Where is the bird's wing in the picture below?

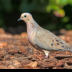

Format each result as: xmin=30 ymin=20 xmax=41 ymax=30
xmin=34 ymin=27 xmax=72 ymax=51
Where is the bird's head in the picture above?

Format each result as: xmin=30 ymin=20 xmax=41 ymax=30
xmin=17 ymin=13 xmax=33 ymax=23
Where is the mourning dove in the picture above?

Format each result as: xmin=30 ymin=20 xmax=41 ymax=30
xmin=18 ymin=13 xmax=72 ymax=58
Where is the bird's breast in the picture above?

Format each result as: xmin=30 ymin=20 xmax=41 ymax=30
xmin=26 ymin=22 xmax=38 ymax=46
xmin=27 ymin=27 xmax=36 ymax=46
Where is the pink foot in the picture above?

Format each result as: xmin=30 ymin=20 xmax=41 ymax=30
xmin=45 ymin=55 xmax=49 ymax=58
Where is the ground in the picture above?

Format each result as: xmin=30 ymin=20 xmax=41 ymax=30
xmin=0 ymin=28 xmax=72 ymax=69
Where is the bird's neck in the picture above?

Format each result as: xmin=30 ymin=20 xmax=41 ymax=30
xmin=26 ymin=19 xmax=38 ymax=33
xmin=26 ymin=19 xmax=39 ymax=39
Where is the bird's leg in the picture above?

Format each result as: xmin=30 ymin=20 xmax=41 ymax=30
xmin=42 ymin=50 xmax=50 ymax=58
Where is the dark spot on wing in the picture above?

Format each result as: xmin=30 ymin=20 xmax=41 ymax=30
xmin=57 ymin=43 xmax=59 ymax=45
xmin=60 ymin=42 xmax=63 ymax=44
xmin=62 ymin=46 xmax=64 ymax=48
xmin=51 ymin=44 xmax=53 ymax=46
xmin=56 ymin=40 xmax=59 ymax=42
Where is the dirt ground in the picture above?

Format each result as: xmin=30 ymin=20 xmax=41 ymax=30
xmin=0 ymin=28 xmax=72 ymax=69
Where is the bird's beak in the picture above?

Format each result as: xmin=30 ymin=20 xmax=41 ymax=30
xmin=17 ymin=18 xmax=22 ymax=21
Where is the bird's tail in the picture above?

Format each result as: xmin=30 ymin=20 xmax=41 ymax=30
xmin=64 ymin=46 xmax=72 ymax=51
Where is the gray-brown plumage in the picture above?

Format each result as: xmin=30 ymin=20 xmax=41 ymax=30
xmin=18 ymin=13 xmax=72 ymax=58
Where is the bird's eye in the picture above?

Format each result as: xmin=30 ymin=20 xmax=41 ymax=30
xmin=24 ymin=15 xmax=27 ymax=18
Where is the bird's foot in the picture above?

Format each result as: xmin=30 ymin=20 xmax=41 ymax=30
xmin=45 ymin=55 xmax=49 ymax=58
xmin=42 ymin=50 xmax=50 ymax=58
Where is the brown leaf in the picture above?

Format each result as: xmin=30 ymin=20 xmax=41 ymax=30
xmin=7 ymin=65 xmax=16 ymax=69
xmin=24 ymin=61 xmax=38 ymax=69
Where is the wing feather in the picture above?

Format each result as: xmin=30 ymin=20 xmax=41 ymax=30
xmin=34 ymin=27 xmax=71 ymax=51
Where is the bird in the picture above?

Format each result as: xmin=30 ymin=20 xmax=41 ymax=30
xmin=18 ymin=13 xmax=72 ymax=58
